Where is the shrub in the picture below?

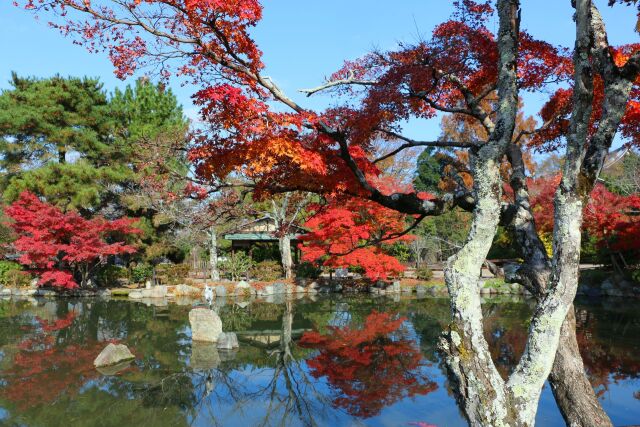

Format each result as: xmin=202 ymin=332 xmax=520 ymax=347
xmin=251 ymin=260 xmax=283 ymax=281
xmin=416 ymin=266 xmax=433 ymax=281
xmin=631 ymin=268 xmax=640 ymax=284
xmin=131 ymin=263 xmax=154 ymax=283
xmin=97 ymin=264 xmax=128 ymax=287
xmin=0 ymin=261 xmax=31 ymax=287
xmin=220 ymin=252 xmax=254 ymax=281
xmin=295 ymin=261 xmax=322 ymax=279
xmin=156 ymin=263 xmax=191 ymax=285
xmin=0 ymin=261 xmax=22 ymax=285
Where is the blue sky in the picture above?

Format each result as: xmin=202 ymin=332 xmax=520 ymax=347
xmin=0 ymin=0 xmax=637 ymax=144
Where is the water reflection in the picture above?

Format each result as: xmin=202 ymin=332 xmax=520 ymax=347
xmin=0 ymin=296 xmax=637 ymax=426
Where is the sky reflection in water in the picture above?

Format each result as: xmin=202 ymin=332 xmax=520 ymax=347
xmin=0 ymin=295 xmax=637 ymax=427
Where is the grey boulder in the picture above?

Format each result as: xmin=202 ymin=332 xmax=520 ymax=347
xmin=94 ymin=343 xmax=135 ymax=368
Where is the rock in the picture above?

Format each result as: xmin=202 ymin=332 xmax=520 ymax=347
xmin=145 ymin=280 xmax=152 ymax=289
xmin=215 ymin=285 xmax=227 ymax=297
xmin=391 ymin=281 xmax=401 ymax=293
xmin=259 ymin=285 xmax=274 ymax=296
xmin=216 ymin=332 xmax=239 ymax=350
xmin=235 ymin=301 xmax=250 ymax=309
xmin=415 ymin=285 xmax=427 ymax=295
xmin=308 ymin=282 xmax=319 ymax=290
xmin=235 ymin=280 xmax=255 ymax=297
xmin=190 ymin=342 xmax=220 ymax=370
xmin=96 ymin=360 xmax=133 ymax=376
xmin=35 ymin=289 xmax=57 ymax=297
xmin=480 ymin=287 xmax=493 ymax=295
xmin=189 ymin=308 xmax=222 ymax=342
xmin=173 ymin=284 xmax=201 ymax=296
xmin=128 ymin=291 xmax=143 ymax=299
xmin=295 ymin=285 xmax=306 ymax=294
xmin=273 ymin=282 xmax=287 ymax=294
xmin=94 ymin=343 xmax=135 ymax=368
xmin=150 ymin=285 xmax=167 ymax=298
xmin=0 ymin=288 xmax=12 ymax=296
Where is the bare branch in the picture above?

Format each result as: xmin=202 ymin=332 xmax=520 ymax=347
xmin=374 ymin=129 xmax=478 ymax=163
xmin=299 ymin=70 xmax=376 ymax=97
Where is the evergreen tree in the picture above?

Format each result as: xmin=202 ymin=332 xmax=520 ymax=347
xmin=0 ymin=72 xmax=109 ymax=173
xmin=413 ymin=147 xmax=442 ymax=194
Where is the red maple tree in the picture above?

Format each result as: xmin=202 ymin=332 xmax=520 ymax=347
xmin=299 ymin=311 xmax=437 ymax=418
xmin=530 ymin=176 xmax=640 ymax=255
xmin=300 ymin=196 xmax=418 ymax=281
xmin=5 ymin=192 xmax=140 ymax=289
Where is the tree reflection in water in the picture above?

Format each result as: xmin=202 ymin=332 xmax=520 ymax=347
xmin=299 ymin=310 xmax=437 ymax=417
xmin=0 ymin=297 xmax=637 ymax=426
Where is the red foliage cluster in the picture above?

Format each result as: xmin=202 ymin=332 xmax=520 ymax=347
xmin=530 ymin=176 xmax=640 ymax=253
xmin=15 ymin=0 xmax=575 ymax=204
xmin=0 ymin=311 xmax=123 ymax=410
xmin=5 ymin=192 xmax=140 ymax=288
xmin=299 ymin=311 xmax=437 ymax=418
xmin=299 ymin=197 xmax=414 ymax=281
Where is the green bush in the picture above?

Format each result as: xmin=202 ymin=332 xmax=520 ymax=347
xmin=156 ymin=263 xmax=191 ymax=285
xmin=97 ymin=264 xmax=128 ymax=287
xmin=387 ymin=242 xmax=411 ymax=264
xmin=131 ymin=263 xmax=154 ymax=283
xmin=416 ymin=266 xmax=433 ymax=281
xmin=631 ymin=268 xmax=640 ymax=283
xmin=0 ymin=261 xmax=31 ymax=287
xmin=220 ymin=252 xmax=254 ymax=281
xmin=0 ymin=261 xmax=22 ymax=285
xmin=295 ymin=261 xmax=322 ymax=279
xmin=250 ymin=260 xmax=283 ymax=281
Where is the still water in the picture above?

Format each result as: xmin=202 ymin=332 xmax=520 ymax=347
xmin=0 ymin=295 xmax=637 ymax=427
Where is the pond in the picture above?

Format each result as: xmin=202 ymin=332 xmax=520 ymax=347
xmin=0 ymin=295 xmax=638 ymax=427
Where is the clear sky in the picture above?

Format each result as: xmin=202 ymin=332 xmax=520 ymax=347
xmin=0 ymin=0 xmax=637 ymax=144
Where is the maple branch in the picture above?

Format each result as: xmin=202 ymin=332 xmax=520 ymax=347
xmin=513 ymin=119 xmax=554 ymax=145
xmin=327 ymin=214 xmax=427 ymax=257
xmin=374 ymin=129 xmax=478 ymax=163
xmin=299 ymin=70 xmax=376 ymax=97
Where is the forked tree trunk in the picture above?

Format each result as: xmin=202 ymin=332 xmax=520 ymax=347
xmin=506 ymin=144 xmax=613 ymax=427
xmin=279 ymin=235 xmax=293 ymax=279
xmin=441 ymin=149 xmax=517 ymax=425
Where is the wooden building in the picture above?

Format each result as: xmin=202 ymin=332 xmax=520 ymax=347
xmin=224 ymin=217 xmax=305 ymax=262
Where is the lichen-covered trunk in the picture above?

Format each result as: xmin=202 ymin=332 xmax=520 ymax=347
xmin=441 ymin=152 xmax=516 ymax=426
xmin=506 ymin=145 xmax=612 ymax=427
xmin=279 ymin=235 xmax=293 ymax=279
xmin=209 ymin=228 xmax=220 ymax=281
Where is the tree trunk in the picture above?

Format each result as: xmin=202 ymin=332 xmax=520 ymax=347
xmin=549 ymin=305 xmax=612 ymax=427
xmin=506 ymin=138 xmax=613 ymax=426
xmin=279 ymin=235 xmax=293 ymax=279
xmin=441 ymin=148 xmax=517 ymax=426
xmin=209 ymin=228 xmax=220 ymax=281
